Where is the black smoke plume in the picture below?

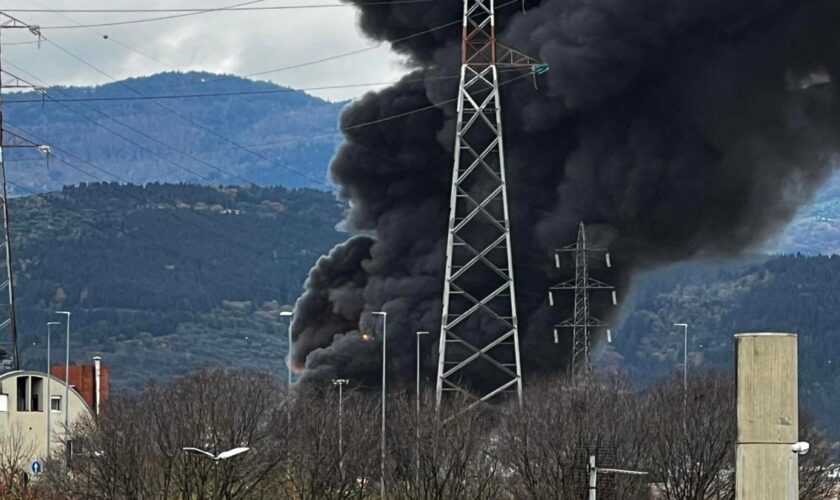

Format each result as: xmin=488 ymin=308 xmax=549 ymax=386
xmin=290 ymin=0 xmax=840 ymax=387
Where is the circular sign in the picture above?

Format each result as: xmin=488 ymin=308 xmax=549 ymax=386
xmin=30 ymin=459 xmax=42 ymax=477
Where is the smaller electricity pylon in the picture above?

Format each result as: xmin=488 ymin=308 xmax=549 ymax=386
xmin=0 ymin=12 xmax=48 ymax=371
xmin=548 ymin=222 xmax=617 ymax=379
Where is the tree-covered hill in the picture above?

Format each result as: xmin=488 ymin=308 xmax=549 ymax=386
xmin=11 ymin=182 xmax=345 ymax=389
xmin=608 ymin=255 xmax=840 ymax=438
xmin=6 ymin=182 xmax=840 ymax=438
xmin=4 ymin=72 xmax=344 ymax=193
xmin=4 ymin=70 xmax=840 ymax=255
xmin=770 ymin=172 xmax=840 ymax=255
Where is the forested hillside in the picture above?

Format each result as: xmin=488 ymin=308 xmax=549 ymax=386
xmin=4 ymin=72 xmax=343 ymax=192
xmin=4 ymin=70 xmax=840 ymax=254
xmin=6 ymin=182 xmax=840 ymax=437
xmin=609 ymin=255 xmax=840 ymax=437
xmin=772 ymin=173 xmax=840 ymax=255
xmin=11 ymin=183 xmax=345 ymax=388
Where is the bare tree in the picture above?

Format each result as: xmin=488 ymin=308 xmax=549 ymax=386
xmin=0 ymin=422 xmax=38 ymax=498
xmin=42 ymin=368 xmax=294 ymax=500
xmin=283 ymin=387 xmax=378 ymax=500
xmin=385 ymin=389 xmax=503 ymax=500
xmin=642 ymin=372 xmax=735 ymax=500
xmin=798 ymin=411 xmax=838 ymax=500
xmin=144 ymin=369 xmax=290 ymax=499
xmin=35 ymin=366 xmax=837 ymax=500
xmin=498 ymin=376 xmax=649 ymax=499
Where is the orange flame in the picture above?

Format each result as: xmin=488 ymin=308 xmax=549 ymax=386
xmin=291 ymin=360 xmax=305 ymax=373
xmin=360 ymin=333 xmax=373 ymax=342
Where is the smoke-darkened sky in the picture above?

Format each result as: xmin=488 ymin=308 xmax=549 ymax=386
xmin=291 ymin=0 xmax=840 ymax=387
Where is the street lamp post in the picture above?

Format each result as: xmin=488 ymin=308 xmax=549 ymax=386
xmin=674 ymin=323 xmax=689 ymax=398
xmin=332 ymin=378 xmax=349 ymax=478
xmin=415 ymin=330 xmax=429 ymax=486
xmin=789 ymin=441 xmax=809 ymax=500
xmin=45 ymin=321 xmax=59 ymax=458
xmin=371 ymin=311 xmax=387 ymax=500
xmin=56 ymin=311 xmax=71 ymax=447
xmin=280 ymin=311 xmax=294 ymax=389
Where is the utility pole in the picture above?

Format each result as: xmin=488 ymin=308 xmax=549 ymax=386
xmin=415 ymin=330 xmax=429 ymax=485
xmin=549 ymin=223 xmax=616 ymax=379
xmin=673 ymin=322 xmax=689 ymax=406
xmin=0 ymin=12 xmax=46 ymax=371
xmin=331 ymin=378 xmax=348 ymax=479
xmin=372 ymin=311 xmax=387 ymax=500
xmin=437 ymin=0 xmax=547 ymax=410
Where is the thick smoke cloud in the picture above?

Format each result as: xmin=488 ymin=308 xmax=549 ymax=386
xmin=290 ymin=0 xmax=840 ymax=386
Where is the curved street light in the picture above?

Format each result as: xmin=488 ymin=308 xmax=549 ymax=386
xmin=182 ymin=446 xmax=250 ymax=461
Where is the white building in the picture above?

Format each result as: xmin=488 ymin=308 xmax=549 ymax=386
xmin=0 ymin=369 xmax=94 ymax=460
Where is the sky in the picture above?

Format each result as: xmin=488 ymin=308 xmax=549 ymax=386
xmin=1 ymin=0 xmax=409 ymax=101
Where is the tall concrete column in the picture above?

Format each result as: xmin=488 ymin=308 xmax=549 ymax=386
xmin=735 ymin=333 xmax=798 ymax=500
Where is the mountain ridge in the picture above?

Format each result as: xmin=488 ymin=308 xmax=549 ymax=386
xmin=4 ymin=71 xmax=344 ymax=193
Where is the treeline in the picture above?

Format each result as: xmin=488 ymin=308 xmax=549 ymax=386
xmin=16 ymin=368 xmax=834 ymax=499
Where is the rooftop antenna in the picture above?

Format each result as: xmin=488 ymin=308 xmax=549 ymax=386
xmin=0 ymin=12 xmax=48 ymax=371
xmin=437 ymin=0 xmax=547 ymax=410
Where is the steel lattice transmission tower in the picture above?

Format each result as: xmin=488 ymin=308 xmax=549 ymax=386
xmin=548 ymin=222 xmax=617 ymax=378
xmin=436 ymin=0 xmax=546 ymax=408
xmin=0 ymin=12 xmax=47 ymax=371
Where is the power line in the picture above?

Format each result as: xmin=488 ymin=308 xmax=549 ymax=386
xmin=3 ymin=1 xmax=517 ymax=101
xmin=3 ymin=5 xmax=532 ymax=187
xmin=2 ymin=0 xmax=518 ymax=103
xmin=34 ymin=36 xmax=342 ymax=189
xmin=29 ymin=0 xmax=267 ymax=30
xmin=5 ymin=61 xmax=530 ymax=170
xmin=31 ymin=1 xmax=447 ymax=29
xmin=4 ymin=71 xmax=535 ymax=265
xmin=2 ymin=60 xmax=331 ymax=189
xmin=9 ymin=3 xmax=491 ymax=96
xmin=2 ymin=75 xmax=460 ymax=103
xmin=6 ymin=1 xmax=442 ymax=14
xmin=5 ymin=123 xmax=285 ymax=259
xmin=2 ymin=65 xmax=258 ymax=185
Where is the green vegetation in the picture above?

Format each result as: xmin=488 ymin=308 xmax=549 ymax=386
xmin=6 ymin=180 xmax=840 ymax=439
xmin=12 ymin=182 xmax=345 ymax=389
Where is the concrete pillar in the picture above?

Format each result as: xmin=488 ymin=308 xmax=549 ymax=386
xmin=735 ymin=333 xmax=798 ymax=500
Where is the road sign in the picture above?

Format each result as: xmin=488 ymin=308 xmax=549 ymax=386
xmin=30 ymin=459 xmax=42 ymax=476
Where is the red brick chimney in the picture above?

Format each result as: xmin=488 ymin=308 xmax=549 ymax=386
xmin=51 ymin=357 xmax=110 ymax=415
